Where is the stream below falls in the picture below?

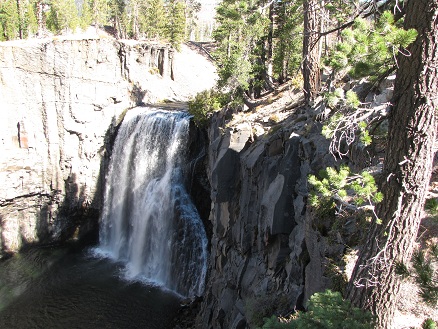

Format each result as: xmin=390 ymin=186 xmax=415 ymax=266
xmin=0 ymin=244 xmax=182 ymax=329
xmin=0 ymin=107 xmax=206 ymax=328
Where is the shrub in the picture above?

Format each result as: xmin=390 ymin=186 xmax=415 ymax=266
xmin=246 ymin=294 xmax=290 ymax=328
xmin=422 ymin=318 xmax=437 ymax=329
xmin=425 ymin=198 xmax=438 ymax=219
xmin=188 ymin=89 xmax=224 ymax=127
xmin=188 ymin=89 xmax=241 ymax=127
xmin=261 ymin=290 xmax=375 ymax=329
xmin=396 ymin=245 xmax=438 ymax=307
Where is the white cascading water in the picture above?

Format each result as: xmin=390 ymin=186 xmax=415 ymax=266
xmin=99 ymin=108 xmax=208 ymax=298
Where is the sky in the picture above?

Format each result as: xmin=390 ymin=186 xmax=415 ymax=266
xmin=198 ymin=0 xmax=219 ymax=21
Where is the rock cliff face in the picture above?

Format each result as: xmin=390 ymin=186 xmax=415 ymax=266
xmin=0 ymin=38 xmax=215 ymax=255
xmin=197 ymin=80 xmax=398 ymax=328
xmin=196 ymin=104 xmax=332 ymax=328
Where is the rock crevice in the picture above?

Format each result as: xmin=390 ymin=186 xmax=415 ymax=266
xmin=197 ymin=109 xmax=313 ymax=328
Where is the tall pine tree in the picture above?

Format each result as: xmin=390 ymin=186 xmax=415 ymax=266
xmin=346 ymin=0 xmax=438 ymax=327
xmin=144 ymin=0 xmax=166 ymax=39
xmin=165 ymin=0 xmax=186 ymax=50
xmin=213 ymin=0 xmax=269 ymax=97
xmin=273 ymin=0 xmax=302 ymax=83
xmin=0 ymin=0 xmax=20 ymax=40
xmin=302 ymin=0 xmax=321 ymax=104
xmin=46 ymin=0 xmax=80 ymax=33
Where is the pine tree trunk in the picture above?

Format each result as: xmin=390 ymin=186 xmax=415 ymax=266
xmin=302 ymin=0 xmax=321 ymax=104
xmin=227 ymin=32 xmax=231 ymax=58
xmin=36 ymin=1 xmax=43 ymax=36
xmin=16 ymin=0 xmax=23 ymax=39
xmin=133 ymin=2 xmax=139 ymax=40
xmin=265 ymin=1 xmax=274 ymax=85
xmin=346 ymin=1 xmax=438 ymax=328
xmin=93 ymin=0 xmax=98 ymax=27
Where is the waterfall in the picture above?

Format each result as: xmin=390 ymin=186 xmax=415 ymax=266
xmin=99 ymin=108 xmax=208 ymax=298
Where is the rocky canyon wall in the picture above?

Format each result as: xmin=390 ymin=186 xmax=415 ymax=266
xmin=196 ymin=106 xmax=334 ymax=328
xmin=0 ymin=38 xmax=183 ymax=255
xmin=197 ymin=80 xmax=397 ymax=328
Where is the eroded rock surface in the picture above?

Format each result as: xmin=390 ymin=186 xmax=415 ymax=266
xmin=0 ymin=38 xmax=215 ymax=255
xmin=197 ymin=106 xmax=320 ymax=328
xmin=195 ymin=78 xmax=403 ymax=328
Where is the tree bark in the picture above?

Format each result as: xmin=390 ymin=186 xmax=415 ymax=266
xmin=346 ymin=0 xmax=438 ymax=328
xmin=132 ymin=1 xmax=139 ymax=40
xmin=16 ymin=0 xmax=23 ymax=39
xmin=302 ymin=0 xmax=321 ymax=104
xmin=265 ymin=1 xmax=274 ymax=85
xmin=36 ymin=0 xmax=44 ymax=37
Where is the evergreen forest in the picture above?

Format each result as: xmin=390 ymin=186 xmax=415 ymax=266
xmin=189 ymin=0 xmax=438 ymax=328
xmin=0 ymin=0 xmax=209 ymax=48
xmin=1 ymin=0 xmax=437 ymax=328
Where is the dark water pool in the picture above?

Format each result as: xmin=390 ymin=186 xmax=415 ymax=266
xmin=0 ymin=245 xmax=181 ymax=329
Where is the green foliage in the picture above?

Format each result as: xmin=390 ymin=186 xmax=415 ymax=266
xmin=412 ymin=249 xmax=438 ymax=306
xmin=395 ymin=260 xmax=410 ymax=279
xmin=164 ymin=0 xmax=186 ymax=50
xmin=89 ymin=0 xmax=109 ymax=28
xmin=46 ymin=0 xmax=80 ymax=33
xmin=432 ymin=244 xmax=438 ymax=258
xmin=321 ymin=89 xmax=374 ymax=152
xmin=425 ymin=198 xmax=438 ymax=219
xmin=23 ymin=1 xmax=38 ymax=37
xmin=321 ymin=113 xmax=343 ymax=140
xmin=422 ymin=318 xmax=437 ymax=329
xmin=79 ymin=0 xmax=93 ymax=30
xmin=262 ymin=316 xmax=291 ymax=329
xmin=213 ymin=0 xmax=269 ymax=91
xmin=272 ymin=0 xmax=303 ymax=82
xmin=247 ymin=294 xmax=289 ymax=328
xmin=324 ymin=89 xmax=359 ymax=110
xmin=326 ymin=11 xmax=418 ymax=80
xmin=345 ymin=90 xmax=360 ymax=109
xmin=0 ymin=0 xmax=20 ymax=40
xmin=324 ymin=0 xmax=358 ymax=28
xmin=188 ymin=89 xmax=235 ymax=127
xmin=184 ymin=0 xmax=201 ymax=40
xmin=143 ymin=0 xmax=166 ymax=39
xmin=397 ymin=245 xmax=438 ymax=307
xmin=108 ymin=0 xmax=129 ymax=38
xmin=308 ymin=165 xmax=382 ymax=214
xmin=325 ymin=88 xmax=344 ymax=108
xmin=358 ymin=121 xmax=372 ymax=146
xmin=261 ymin=290 xmax=375 ymax=329
xmin=0 ymin=0 xmax=191 ymax=49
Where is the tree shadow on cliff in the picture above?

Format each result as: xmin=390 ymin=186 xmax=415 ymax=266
xmin=19 ymin=117 xmax=120 ymax=253
xmin=0 ymin=214 xmax=12 ymax=259
xmin=57 ymin=173 xmax=100 ymax=245
xmin=55 ymin=116 xmax=120 ymax=248
xmin=186 ymin=120 xmax=212 ymax=242
xmin=18 ymin=173 xmax=101 ymax=252
xmin=131 ymin=82 xmax=147 ymax=106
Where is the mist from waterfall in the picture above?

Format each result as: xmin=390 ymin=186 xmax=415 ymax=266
xmin=98 ymin=108 xmax=208 ymax=298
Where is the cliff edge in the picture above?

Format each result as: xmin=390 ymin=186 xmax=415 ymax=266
xmin=0 ymin=37 xmax=216 ymax=255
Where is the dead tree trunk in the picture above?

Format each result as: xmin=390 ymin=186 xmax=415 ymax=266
xmin=346 ymin=0 xmax=438 ymax=328
xmin=302 ymin=0 xmax=321 ymax=104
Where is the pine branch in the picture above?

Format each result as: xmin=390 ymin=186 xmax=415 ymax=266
xmin=313 ymin=0 xmax=403 ymax=48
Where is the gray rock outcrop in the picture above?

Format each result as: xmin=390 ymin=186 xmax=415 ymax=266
xmin=0 ymin=37 xmax=215 ymax=255
xmin=196 ymin=77 xmax=398 ymax=327
xmin=197 ymin=108 xmax=322 ymax=328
